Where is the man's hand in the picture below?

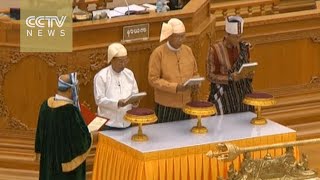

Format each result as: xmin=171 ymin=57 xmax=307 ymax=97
xmin=245 ymin=71 xmax=255 ymax=79
xmin=118 ymin=99 xmax=127 ymax=107
xmin=231 ymin=71 xmax=255 ymax=81
xmin=132 ymin=100 xmax=140 ymax=107
xmin=231 ymin=72 xmax=243 ymax=81
xmin=176 ymin=84 xmax=190 ymax=92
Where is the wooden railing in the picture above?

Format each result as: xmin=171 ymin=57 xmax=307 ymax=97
xmin=211 ymin=0 xmax=280 ymax=20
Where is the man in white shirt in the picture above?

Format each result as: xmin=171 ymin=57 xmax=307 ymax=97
xmin=93 ymin=42 xmax=139 ymax=129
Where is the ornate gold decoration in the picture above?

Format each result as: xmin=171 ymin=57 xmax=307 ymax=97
xmin=309 ymin=76 xmax=320 ymax=86
xmin=0 ymin=94 xmax=9 ymax=118
xmin=124 ymin=112 xmax=157 ymax=142
xmin=39 ymin=53 xmax=57 ymax=67
xmin=56 ymin=65 xmax=68 ymax=76
xmin=8 ymin=51 xmax=57 ymax=66
xmin=0 ymin=50 xmax=57 ymax=130
xmin=312 ymin=36 xmax=320 ymax=43
xmin=183 ymin=105 xmax=216 ymax=134
xmin=81 ymin=101 xmax=92 ymax=111
xmin=243 ymin=95 xmax=276 ymax=125
xmin=307 ymin=75 xmax=320 ymax=88
xmin=9 ymin=51 xmax=26 ymax=64
xmin=7 ymin=117 xmax=29 ymax=130
xmin=206 ymin=138 xmax=320 ymax=180
xmin=0 ymin=63 xmax=10 ymax=87
xmin=77 ymin=67 xmax=92 ymax=86
xmin=0 ymin=62 xmax=10 ymax=119
xmin=89 ymin=50 xmax=108 ymax=71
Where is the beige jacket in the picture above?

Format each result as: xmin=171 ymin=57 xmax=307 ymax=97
xmin=148 ymin=43 xmax=198 ymax=108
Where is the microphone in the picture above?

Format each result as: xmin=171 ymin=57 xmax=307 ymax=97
xmin=124 ymin=0 xmax=130 ymax=15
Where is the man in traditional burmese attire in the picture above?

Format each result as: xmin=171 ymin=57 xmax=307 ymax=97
xmin=207 ymin=16 xmax=254 ymax=115
xmin=94 ymin=42 xmax=139 ymax=129
xmin=35 ymin=73 xmax=93 ymax=180
xmin=148 ymin=18 xmax=198 ymax=123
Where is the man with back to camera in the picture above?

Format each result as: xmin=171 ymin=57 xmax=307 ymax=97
xmin=35 ymin=72 xmax=93 ymax=180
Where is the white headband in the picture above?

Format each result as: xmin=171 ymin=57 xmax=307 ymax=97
xmin=108 ymin=43 xmax=127 ymax=63
xmin=160 ymin=18 xmax=185 ymax=42
xmin=58 ymin=72 xmax=80 ymax=109
xmin=225 ymin=16 xmax=244 ymax=35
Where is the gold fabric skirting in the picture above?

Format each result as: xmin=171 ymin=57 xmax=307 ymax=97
xmin=92 ymin=132 xmax=297 ymax=180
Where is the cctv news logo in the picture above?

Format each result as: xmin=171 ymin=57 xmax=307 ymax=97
xmin=25 ymin=16 xmax=67 ymax=37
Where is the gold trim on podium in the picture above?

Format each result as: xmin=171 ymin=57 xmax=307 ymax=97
xmin=183 ymin=105 xmax=216 ymax=134
xmin=124 ymin=113 xmax=157 ymax=142
xmin=243 ymin=95 xmax=276 ymax=125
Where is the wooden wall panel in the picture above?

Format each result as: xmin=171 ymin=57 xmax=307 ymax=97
xmin=251 ymin=39 xmax=320 ymax=90
xmin=3 ymin=56 xmax=57 ymax=129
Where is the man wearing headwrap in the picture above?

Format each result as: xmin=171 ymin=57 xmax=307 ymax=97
xmin=207 ymin=16 xmax=254 ymax=115
xmin=148 ymin=18 xmax=198 ymax=123
xmin=35 ymin=73 xmax=93 ymax=180
xmin=94 ymin=42 xmax=139 ymax=129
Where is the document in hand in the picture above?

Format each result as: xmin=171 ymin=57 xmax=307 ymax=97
xmin=87 ymin=116 xmax=108 ymax=132
xmin=183 ymin=77 xmax=205 ymax=86
xmin=123 ymin=92 xmax=147 ymax=104
xmin=237 ymin=62 xmax=258 ymax=76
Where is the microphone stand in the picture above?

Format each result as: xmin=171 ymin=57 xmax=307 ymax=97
xmin=124 ymin=0 xmax=130 ymax=15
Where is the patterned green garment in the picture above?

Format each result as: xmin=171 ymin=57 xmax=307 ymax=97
xmin=35 ymin=97 xmax=92 ymax=180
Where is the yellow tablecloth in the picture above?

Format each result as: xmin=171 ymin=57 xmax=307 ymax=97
xmin=92 ymin=132 xmax=297 ymax=180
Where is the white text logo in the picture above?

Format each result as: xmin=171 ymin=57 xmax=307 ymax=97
xmin=25 ymin=16 xmax=67 ymax=37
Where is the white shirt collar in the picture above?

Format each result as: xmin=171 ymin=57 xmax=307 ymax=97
xmin=54 ymin=94 xmax=73 ymax=103
xmin=166 ymin=41 xmax=180 ymax=52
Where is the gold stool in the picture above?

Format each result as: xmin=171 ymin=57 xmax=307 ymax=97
xmin=183 ymin=101 xmax=216 ymax=134
xmin=124 ymin=108 xmax=157 ymax=142
xmin=243 ymin=92 xmax=276 ymax=125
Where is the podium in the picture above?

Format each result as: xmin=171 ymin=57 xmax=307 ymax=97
xmin=92 ymin=112 xmax=297 ymax=180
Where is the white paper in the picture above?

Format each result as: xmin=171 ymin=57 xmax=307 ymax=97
xmin=124 ymin=92 xmax=147 ymax=104
xmin=113 ymin=4 xmax=146 ymax=15
xmin=183 ymin=77 xmax=205 ymax=86
xmin=87 ymin=116 xmax=108 ymax=132
xmin=92 ymin=9 xmax=109 ymax=17
xmin=237 ymin=62 xmax=258 ymax=75
xmin=108 ymin=10 xmax=126 ymax=18
xmin=128 ymin=4 xmax=146 ymax=11
xmin=92 ymin=9 xmax=122 ymax=19
xmin=143 ymin=3 xmax=157 ymax=10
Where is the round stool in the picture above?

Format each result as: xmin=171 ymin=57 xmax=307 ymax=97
xmin=124 ymin=108 xmax=157 ymax=142
xmin=243 ymin=92 xmax=276 ymax=125
xmin=183 ymin=101 xmax=216 ymax=134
